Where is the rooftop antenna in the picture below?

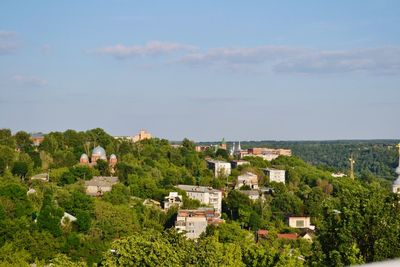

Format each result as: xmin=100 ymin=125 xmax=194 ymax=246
xmin=349 ymin=153 xmax=355 ymax=180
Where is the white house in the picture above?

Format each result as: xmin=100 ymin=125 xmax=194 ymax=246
xmin=176 ymin=185 xmax=222 ymax=214
xmin=164 ymin=192 xmax=183 ymax=210
xmin=236 ymin=172 xmax=258 ymax=189
xmin=287 ymin=216 xmax=315 ymax=230
xmin=207 ymin=160 xmax=231 ymax=177
xmin=263 ymin=168 xmax=286 ymax=184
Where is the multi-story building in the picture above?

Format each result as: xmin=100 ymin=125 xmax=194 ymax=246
xmin=164 ymin=192 xmax=183 ymax=210
xmin=176 ymin=185 xmax=222 ymax=214
xmin=175 ymin=209 xmax=224 ymax=239
xmin=207 ymin=160 xmax=231 ymax=177
xmin=131 ymin=129 xmax=152 ymax=142
xmin=236 ymin=172 xmax=259 ymax=189
xmin=263 ymin=168 xmax=286 ymax=184
xmin=247 ymin=148 xmax=292 ymax=161
xmin=114 ymin=129 xmax=152 ymax=143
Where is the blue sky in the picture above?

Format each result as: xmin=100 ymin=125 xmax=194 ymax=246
xmin=1 ymin=0 xmax=400 ymax=141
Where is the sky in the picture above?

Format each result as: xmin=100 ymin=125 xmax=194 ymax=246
xmin=0 ymin=0 xmax=400 ymax=141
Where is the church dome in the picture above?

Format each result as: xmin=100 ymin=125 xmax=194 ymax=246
xmin=110 ymin=154 xmax=117 ymax=159
xmin=92 ymin=146 xmax=107 ymax=160
xmin=80 ymin=153 xmax=88 ymax=160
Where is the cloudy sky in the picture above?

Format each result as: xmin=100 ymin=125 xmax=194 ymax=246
xmin=1 ymin=1 xmax=400 ymax=141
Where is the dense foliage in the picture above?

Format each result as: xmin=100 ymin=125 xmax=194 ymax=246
xmin=0 ymin=128 xmax=399 ymax=266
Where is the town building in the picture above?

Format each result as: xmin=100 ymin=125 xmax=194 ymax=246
xmin=287 ymin=216 xmax=315 ymax=230
xmin=176 ymin=185 xmax=222 ymax=214
xmin=247 ymin=148 xmax=292 ymax=161
xmin=131 ymin=129 xmax=152 ymax=142
xmin=80 ymin=146 xmax=118 ymax=174
xmin=84 ymin=176 xmax=119 ymax=196
xmin=114 ymin=130 xmax=152 ymax=143
xmin=230 ymin=160 xmax=250 ymax=168
xmin=195 ymin=145 xmax=211 ymax=152
xmin=256 ymin=230 xmax=298 ymax=241
xmin=263 ymin=168 xmax=286 ymax=184
xmin=30 ymin=132 xmax=45 ymax=146
xmin=164 ymin=192 xmax=183 ymax=210
xmin=207 ymin=160 xmax=231 ymax=177
xmin=236 ymin=172 xmax=259 ymax=189
xmin=175 ymin=209 xmax=224 ymax=239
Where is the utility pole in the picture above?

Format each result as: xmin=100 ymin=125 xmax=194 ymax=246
xmin=349 ymin=154 xmax=355 ymax=180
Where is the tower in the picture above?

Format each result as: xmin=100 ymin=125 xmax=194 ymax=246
xmin=230 ymin=142 xmax=235 ymax=156
xmin=392 ymin=143 xmax=400 ymax=193
xmin=349 ymin=154 xmax=355 ymax=180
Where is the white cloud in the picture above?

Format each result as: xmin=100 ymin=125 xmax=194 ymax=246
xmin=94 ymin=41 xmax=197 ymax=59
xmin=93 ymin=40 xmax=400 ymax=75
xmin=12 ymin=75 xmax=48 ymax=87
xmin=0 ymin=30 xmax=18 ymax=55
xmin=178 ymin=45 xmax=400 ymax=75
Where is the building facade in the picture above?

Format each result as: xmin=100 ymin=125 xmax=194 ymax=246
xmin=207 ymin=160 xmax=231 ymax=177
xmin=176 ymin=185 xmax=222 ymax=214
xmin=164 ymin=192 xmax=183 ymax=210
xmin=236 ymin=172 xmax=259 ymax=189
xmin=175 ymin=209 xmax=223 ymax=239
xmin=263 ymin=168 xmax=286 ymax=184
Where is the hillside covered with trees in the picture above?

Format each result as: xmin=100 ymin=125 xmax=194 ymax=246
xmin=0 ymin=128 xmax=400 ymax=266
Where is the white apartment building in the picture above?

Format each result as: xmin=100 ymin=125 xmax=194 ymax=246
xmin=176 ymin=185 xmax=222 ymax=214
xmin=236 ymin=172 xmax=259 ymax=189
xmin=207 ymin=160 xmax=231 ymax=177
xmin=263 ymin=168 xmax=286 ymax=184
xmin=175 ymin=209 xmax=223 ymax=239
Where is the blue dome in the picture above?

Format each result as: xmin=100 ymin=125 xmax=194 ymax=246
xmin=92 ymin=146 xmax=107 ymax=159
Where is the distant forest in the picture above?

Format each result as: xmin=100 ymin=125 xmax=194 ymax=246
xmin=200 ymin=140 xmax=400 ymax=180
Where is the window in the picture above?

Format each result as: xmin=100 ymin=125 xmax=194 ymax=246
xmin=296 ymin=220 xmax=305 ymax=227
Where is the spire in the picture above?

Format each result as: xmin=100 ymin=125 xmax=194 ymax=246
xmin=237 ymin=141 xmax=241 ymax=151
xmin=230 ymin=142 xmax=235 ymax=156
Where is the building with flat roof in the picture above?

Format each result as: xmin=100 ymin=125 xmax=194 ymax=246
xmin=175 ymin=209 xmax=224 ymax=239
xmin=287 ymin=216 xmax=315 ymax=230
xmin=207 ymin=160 xmax=231 ymax=177
xmin=176 ymin=185 xmax=222 ymax=214
xmin=263 ymin=168 xmax=286 ymax=184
